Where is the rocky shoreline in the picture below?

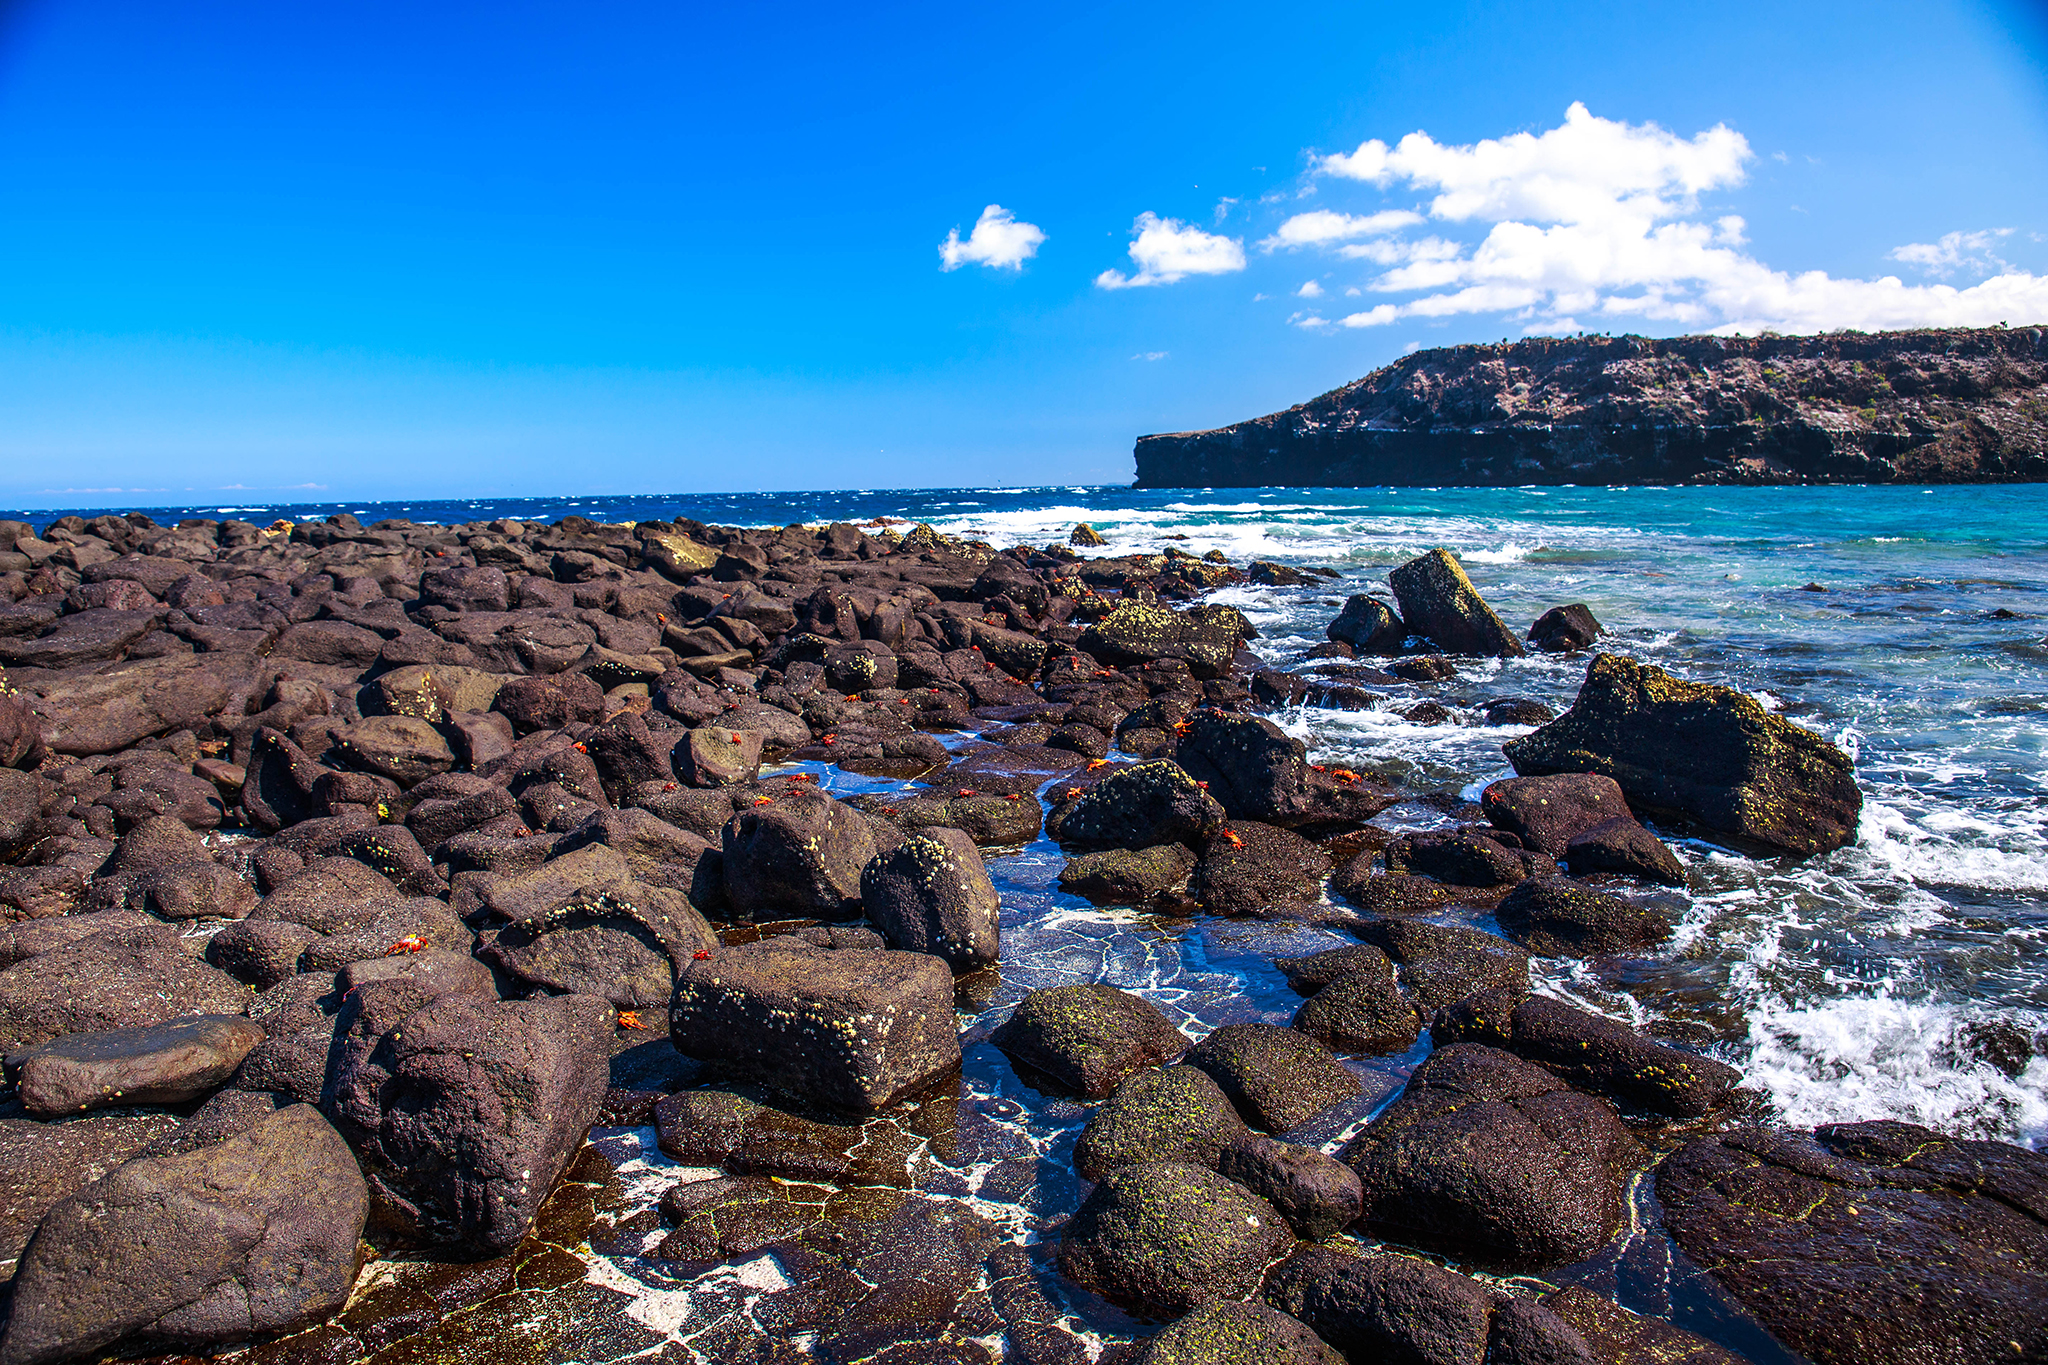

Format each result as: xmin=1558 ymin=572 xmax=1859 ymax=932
xmin=0 ymin=508 xmax=2040 ymax=1364
xmin=1133 ymin=325 xmax=2048 ymax=487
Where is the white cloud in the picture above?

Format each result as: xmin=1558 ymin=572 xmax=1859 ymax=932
xmin=1096 ymin=212 xmax=1246 ymax=288
xmin=1260 ymin=208 xmax=1423 ymax=250
xmin=1288 ymin=311 xmax=1332 ymax=329
xmin=938 ymin=205 xmax=1046 ymax=271
xmin=1890 ymin=229 xmax=2012 ymax=278
xmin=1287 ymin=104 xmax=2048 ymax=334
xmin=1297 ymin=280 xmax=1324 ymax=298
xmin=1132 ymin=351 xmax=1169 ymax=360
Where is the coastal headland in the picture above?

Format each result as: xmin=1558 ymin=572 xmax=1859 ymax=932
xmin=1134 ymin=325 xmax=2048 ymax=487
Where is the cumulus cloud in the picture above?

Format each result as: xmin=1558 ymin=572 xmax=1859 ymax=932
xmin=938 ymin=205 xmax=1046 ymax=271
xmin=1287 ymin=103 xmax=2048 ymax=334
xmin=1297 ymin=280 xmax=1324 ymax=298
xmin=1096 ymin=212 xmax=1246 ymax=288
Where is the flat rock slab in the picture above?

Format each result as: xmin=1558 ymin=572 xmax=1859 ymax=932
xmin=1656 ymin=1120 xmax=2048 ymax=1365
xmin=669 ymin=944 xmax=960 ymax=1113
xmin=0 ymin=924 xmax=251 ymax=1055
xmin=0 ymin=1110 xmax=182 ymax=1270
xmin=9 ymin=1015 xmax=265 ymax=1115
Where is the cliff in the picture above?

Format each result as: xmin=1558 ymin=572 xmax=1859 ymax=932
xmin=1132 ymin=326 xmax=2048 ymax=487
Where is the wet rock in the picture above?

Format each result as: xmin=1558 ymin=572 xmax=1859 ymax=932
xmin=670 ymin=943 xmax=960 ymax=1113
xmin=1079 ymin=601 xmax=1248 ymax=677
xmin=1274 ymin=946 xmax=1398 ymax=996
xmin=1482 ymin=697 xmax=1557 ymax=726
xmin=1383 ymin=826 xmax=1553 ymax=886
xmin=1057 ymin=843 xmax=1197 ymax=908
xmin=654 ymin=1174 xmax=830 ymax=1264
xmin=1402 ymin=701 xmax=1452 ymax=726
xmin=1528 ymin=604 xmax=1604 ymax=653
xmin=1656 ymin=1121 xmax=2048 ymax=1365
xmin=1189 ymin=820 xmax=1332 ymax=918
xmin=1327 ymin=863 xmax=1456 ymax=915
xmin=1215 ymin=1134 xmax=1362 ymax=1241
xmin=1485 ymin=1296 xmax=1601 ymax=1365
xmin=0 ymin=924 xmax=250 ymax=1054
xmin=1480 ymin=772 xmax=1638 ymax=857
xmin=1351 ymin=921 xmax=1531 ymax=1012
xmin=1047 ymin=760 xmax=1226 ymax=850
xmin=1182 ymin=1023 xmax=1362 ymax=1133
xmin=852 ymin=792 xmax=1044 ymax=848
xmin=1387 ymin=549 xmax=1525 ymax=658
xmin=482 ymin=878 xmax=714 ymax=1009
xmin=1341 ymin=1044 xmax=1643 ymax=1268
xmin=723 ymin=787 xmax=878 ymax=920
xmin=1291 ymin=961 xmax=1420 ymax=1056
xmin=1074 ymin=1065 xmax=1250 ymax=1181
xmin=10 ymin=1015 xmax=265 ymax=1115
xmin=0 ymin=1103 xmax=366 ymax=1365
xmin=1503 ymin=653 xmax=1863 ymax=857
xmin=992 ymin=983 xmax=1187 ymax=1099
xmin=861 ymin=828 xmax=1001 ymax=971
xmin=1540 ymin=1286 xmax=1748 ymax=1365
xmin=328 ymin=991 xmax=612 ymax=1257
xmin=1174 ymin=712 xmax=1331 ymax=827
xmin=1386 ymin=654 xmax=1457 ymax=681
xmin=654 ymin=1089 xmax=920 ymax=1187
xmin=1131 ymin=1302 xmax=1343 ymax=1365
xmin=1262 ymin=1243 xmax=1499 ymax=1365
xmin=1495 ymin=877 xmax=1671 ymax=958
xmin=1058 ymin=1162 xmax=1292 ymax=1317
xmin=1436 ymin=990 xmax=1740 ymax=1118
xmin=1070 ymin=523 xmax=1106 ymax=547
xmin=1326 ymin=595 xmax=1406 ymax=655
xmin=1564 ymin=817 xmax=1687 ymax=886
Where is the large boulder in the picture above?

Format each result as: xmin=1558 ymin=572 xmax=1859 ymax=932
xmin=1528 ymin=603 xmax=1604 ymax=653
xmin=1326 ymin=595 xmax=1405 ymax=654
xmin=1215 ymin=1133 xmax=1363 ymax=1241
xmin=1352 ymin=920 xmax=1532 ymax=1012
xmin=1341 ymin=1044 xmax=1643 ymax=1268
xmin=653 ymin=1088 xmax=920 ymax=1187
xmin=721 ymin=787 xmax=877 ymax=920
xmin=9 ymin=1016 xmax=265 ymax=1116
xmin=1291 ymin=959 xmax=1421 ymax=1056
xmin=1057 ymin=844 xmax=1197 ymax=908
xmin=1174 ymin=711 xmax=1396 ymax=828
xmin=1494 ymin=877 xmax=1672 ymax=958
xmin=325 ymin=990 xmax=612 ymax=1257
xmin=1132 ymin=1303 xmax=1343 ymax=1365
xmin=1079 ymin=602 xmax=1248 ymax=677
xmin=0 ymin=925 xmax=250 ymax=1055
xmin=1263 ymin=1244 xmax=1502 ymax=1365
xmin=26 ymin=654 xmax=261 ymax=757
xmin=1074 ymin=1065 xmax=1250 ymax=1181
xmin=1058 ymin=1162 xmax=1292 ymax=1317
xmin=1182 ymin=1023 xmax=1362 ymax=1133
xmin=991 ymin=983 xmax=1187 ymax=1098
xmin=1656 ymin=1121 xmax=2048 ymax=1365
xmin=1387 ymin=549 xmax=1525 ymax=658
xmin=1188 ymin=820 xmax=1331 ymax=918
xmin=1047 ymin=761 xmax=1226 ymax=850
xmin=1503 ymin=654 xmax=1862 ymax=857
xmin=859 ymin=828 xmax=1001 ymax=971
xmin=0 ymin=1102 xmax=367 ymax=1365
xmin=1479 ymin=773 xmax=1637 ymax=858
xmin=668 ymin=943 xmax=960 ymax=1112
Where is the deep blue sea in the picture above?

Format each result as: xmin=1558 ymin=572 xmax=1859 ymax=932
xmin=13 ymin=483 xmax=2048 ymax=1148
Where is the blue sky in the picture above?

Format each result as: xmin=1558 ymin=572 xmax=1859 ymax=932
xmin=1 ymin=0 xmax=2044 ymax=506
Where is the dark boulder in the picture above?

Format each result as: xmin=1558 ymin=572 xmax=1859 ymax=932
xmin=1327 ymin=863 xmax=1456 ymax=916
xmin=674 ymin=724 xmax=766 ymax=788
xmin=1480 ymin=773 xmax=1637 ymax=858
xmin=480 ymin=877 xmax=714 ymax=1009
xmin=1341 ymin=1044 xmax=1643 ymax=1268
xmin=1058 ymin=1161 xmax=1293 ymax=1317
xmin=669 ymin=943 xmax=960 ymax=1112
xmin=721 ymin=787 xmax=878 ymax=920
xmin=1183 ymin=1023 xmax=1362 ymax=1133
xmin=1436 ymin=989 xmax=1740 ymax=1118
xmin=1565 ymin=817 xmax=1687 ymax=886
xmin=1047 ymin=760 xmax=1226 ymax=850
xmin=1528 ymin=604 xmax=1604 ymax=653
xmin=0 ymin=1109 xmax=182 ymax=1271
xmin=1326 ymin=595 xmax=1405 ymax=654
xmin=1503 ymin=653 xmax=1862 ymax=857
xmin=992 ymin=983 xmax=1186 ymax=1098
xmin=0 ymin=925 xmax=250 ymax=1054
xmin=1292 ymin=961 xmax=1420 ymax=1056
xmin=1352 ymin=920 xmax=1532 ymax=1013
xmin=1074 ymin=1065 xmax=1250 ymax=1180
xmin=0 ymin=1103 xmax=366 ymax=1365
xmin=1189 ymin=820 xmax=1332 ymax=918
xmin=1262 ymin=1243 xmax=1500 ymax=1365
xmin=1387 ymin=549 xmax=1525 ymax=658
xmin=1174 ymin=711 xmax=1362 ymax=828
xmin=1495 ymin=877 xmax=1671 ymax=958
xmin=326 ymin=990 xmax=611 ymax=1257
xmin=1541 ymin=1286 xmax=1749 ymax=1365
xmin=654 ymin=1088 xmax=920 ymax=1188
xmin=1656 ymin=1121 xmax=2048 ymax=1365
xmin=10 ymin=1015 xmax=265 ymax=1116
xmin=1132 ymin=1302 xmax=1343 ymax=1365
xmin=493 ymin=672 xmax=606 ymax=733
xmin=860 ymin=828 xmax=1001 ymax=970
xmin=1383 ymin=826 xmax=1553 ymax=886
xmin=331 ymin=714 xmax=455 ymax=787
xmin=1216 ymin=1133 xmax=1362 ymax=1241
xmin=1079 ymin=601 xmax=1248 ymax=678
xmin=1482 ymin=696 xmax=1556 ymax=726
xmin=1057 ymin=844 xmax=1197 ymax=908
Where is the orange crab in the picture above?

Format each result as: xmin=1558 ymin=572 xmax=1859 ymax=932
xmin=1331 ymin=767 xmax=1359 ymax=784
xmin=1221 ymin=829 xmax=1245 ymax=849
xmin=383 ymin=935 xmax=429 ymax=956
xmin=822 ymin=734 xmax=838 ymax=746
xmin=1086 ymin=758 xmax=1109 ymax=770
xmin=753 ymin=795 xmax=775 ymax=806
xmin=691 ymin=949 xmax=714 ymax=961
xmin=616 ymin=1010 xmax=650 ymax=1031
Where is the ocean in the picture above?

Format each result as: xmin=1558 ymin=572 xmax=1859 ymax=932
xmin=10 ymin=482 xmax=2047 ymax=1352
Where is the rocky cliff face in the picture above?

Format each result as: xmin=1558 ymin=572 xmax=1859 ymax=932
xmin=1133 ymin=326 xmax=2048 ymax=487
